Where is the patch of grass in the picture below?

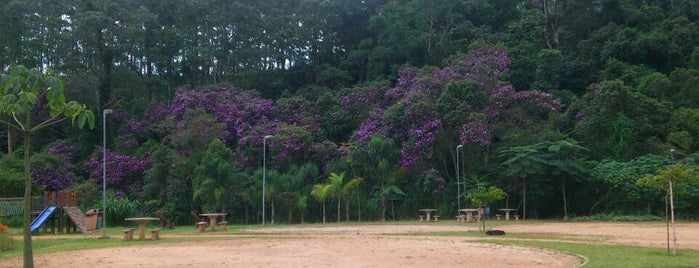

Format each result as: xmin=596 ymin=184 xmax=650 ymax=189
xmin=484 ymin=240 xmax=699 ymax=268
xmin=572 ymin=214 xmax=664 ymax=222
xmin=0 ymin=224 xmax=247 ymax=259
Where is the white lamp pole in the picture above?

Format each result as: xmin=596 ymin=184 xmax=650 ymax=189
xmin=102 ymin=109 xmax=113 ymax=238
xmin=456 ymin=144 xmax=463 ymax=210
xmin=669 ymin=149 xmax=676 ymax=255
xmin=262 ymin=135 xmax=272 ymax=225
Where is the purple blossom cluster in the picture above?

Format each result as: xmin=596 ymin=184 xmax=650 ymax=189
xmin=463 ymin=47 xmax=512 ymax=82
xmin=278 ymin=132 xmax=307 ymax=158
xmin=400 ymin=118 xmax=442 ymax=166
xmin=352 ymin=65 xmax=446 ymax=166
xmin=32 ymin=142 xmax=79 ymax=191
xmin=160 ymin=87 xmax=273 ymax=143
xmin=84 ymin=149 xmax=151 ymax=191
xmin=453 ymin=48 xmax=561 ymax=147
xmin=47 ymin=142 xmax=77 ymax=161
xmin=460 ymin=120 xmax=491 ymax=146
xmin=31 ymin=166 xmax=74 ymax=191
xmin=272 ymin=97 xmax=320 ymax=132
xmin=127 ymin=101 xmax=170 ymax=137
xmin=349 ymin=46 xmax=563 ymax=165
xmin=355 ymin=107 xmax=386 ymax=143
xmin=512 ymin=90 xmax=562 ymax=112
xmin=338 ymin=84 xmax=390 ymax=110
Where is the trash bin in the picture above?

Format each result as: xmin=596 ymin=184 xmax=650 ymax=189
xmin=85 ymin=209 xmax=98 ymax=231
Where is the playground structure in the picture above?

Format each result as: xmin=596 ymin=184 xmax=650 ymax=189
xmin=0 ymin=191 xmax=91 ymax=234
xmin=33 ymin=191 xmax=91 ymax=234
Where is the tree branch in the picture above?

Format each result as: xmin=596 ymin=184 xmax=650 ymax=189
xmin=30 ymin=116 xmax=69 ymax=132
xmin=0 ymin=118 xmax=22 ymax=131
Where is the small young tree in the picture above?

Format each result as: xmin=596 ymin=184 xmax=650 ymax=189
xmin=637 ymin=163 xmax=699 ymax=255
xmin=466 ymin=186 xmax=507 ymax=232
xmin=0 ymin=66 xmax=94 ymax=268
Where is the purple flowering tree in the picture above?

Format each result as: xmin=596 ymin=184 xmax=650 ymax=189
xmin=84 ymin=149 xmax=150 ymax=197
xmin=137 ymin=87 xmax=273 ymax=147
xmin=441 ymin=47 xmax=562 ymax=165
xmin=31 ymin=142 xmax=78 ymax=191
xmin=346 ymin=65 xmax=446 ymax=167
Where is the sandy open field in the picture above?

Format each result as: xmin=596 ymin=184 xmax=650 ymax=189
xmin=1 ymin=221 xmax=697 ymax=268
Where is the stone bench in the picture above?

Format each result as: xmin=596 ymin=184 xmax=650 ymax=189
xmin=456 ymin=215 xmax=466 ymax=223
xmin=514 ymin=215 xmax=520 ymax=221
xmin=197 ymin=221 xmax=208 ymax=232
xmin=150 ymin=228 xmax=161 ymax=240
xmin=495 ymin=214 xmax=502 ymax=220
xmin=123 ymin=228 xmax=134 ymax=241
xmin=219 ymin=221 xmax=228 ymax=231
xmin=418 ymin=215 xmax=424 ymax=222
xmin=433 ymin=215 xmax=440 ymax=222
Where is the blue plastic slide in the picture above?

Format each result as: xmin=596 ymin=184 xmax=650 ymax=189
xmin=30 ymin=206 xmax=57 ymax=234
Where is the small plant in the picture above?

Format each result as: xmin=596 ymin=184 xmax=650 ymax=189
xmin=0 ymin=221 xmax=15 ymax=251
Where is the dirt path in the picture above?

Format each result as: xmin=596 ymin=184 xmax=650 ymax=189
xmin=1 ymin=221 xmax=697 ymax=267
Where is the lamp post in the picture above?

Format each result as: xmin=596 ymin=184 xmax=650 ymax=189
xmin=262 ymin=135 xmax=272 ymax=225
xmin=456 ymin=144 xmax=463 ymax=210
xmin=102 ymin=109 xmax=113 ymax=238
xmin=669 ymin=149 xmax=676 ymax=255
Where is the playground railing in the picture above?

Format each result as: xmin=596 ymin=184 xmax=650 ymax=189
xmin=0 ymin=196 xmax=43 ymax=216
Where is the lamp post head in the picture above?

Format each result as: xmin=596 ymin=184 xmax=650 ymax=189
xmin=457 ymin=144 xmax=463 ymax=149
xmin=669 ymin=149 xmax=675 ymax=160
xmin=103 ymin=109 xmax=113 ymax=115
xmin=264 ymin=135 xmax=273 ymax=140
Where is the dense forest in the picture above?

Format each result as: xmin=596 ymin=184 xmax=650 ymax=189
xmin=1 ymin=0 xmax=698 ymax=226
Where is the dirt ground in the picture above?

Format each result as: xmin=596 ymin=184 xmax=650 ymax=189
xmin=1 ymin=221 xmax=697 ymax=268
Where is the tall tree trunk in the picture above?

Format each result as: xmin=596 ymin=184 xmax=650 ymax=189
xmin=337 ymin=197 xmax=341 ymax=222
xmin=345 ymin=193 xmax=350 ymax=221
xmin=322 ymin=203 xmax=326 ymax=224
xmin=357 ymin=195 xmax=361 ymax=222
xmin=562 ymin=177 xmax=568 ymax=221
xmin=6 ymin=128 xmax=12 ymax=154
xmin=381 ymin=181 xmax=386 ymax=222
xmin=271 ymin=200 xmax=275 ymax=224
xmin=523 ymin=178 xmax=527 ymax=220
xmin=22 ymin=130 xmax=33 ymax=268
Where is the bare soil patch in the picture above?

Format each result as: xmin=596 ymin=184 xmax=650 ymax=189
xmin=1 ymin=221 xmax=697 ymax=268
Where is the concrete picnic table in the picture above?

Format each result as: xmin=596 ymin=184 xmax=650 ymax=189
xmin=498 ymin=209 xmax=517 ymax=220
xmin=124 ymin=217 xmax=160 ymax=240
xmin=198 ymin=213 xmax=227 ymax=231
xmin=418 ymin=209 xmax=438 ymax=222
xmin=459 ymin=209 xmax=479 ymax=222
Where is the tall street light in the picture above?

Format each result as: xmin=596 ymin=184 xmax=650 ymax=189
xmin=456 ymin=144 xmax=463 ymax=210
xmin=668 ymin=149 xmax=676 ymax=255
xmin=262 ymin=135 xmax=272 ymax=225
xmin=102 ymin=109 xmax=113 ymax=238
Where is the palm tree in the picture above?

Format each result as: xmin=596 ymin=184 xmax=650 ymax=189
xmin=295 ymin=194 xmax=308 ymax=223
xmin=328 ymin=172 xmax=345 ymax=222
xmin=311 ymin=183 xmax=332 ymax=223
xmin=342 ymin=176 xmax=363 ymax=221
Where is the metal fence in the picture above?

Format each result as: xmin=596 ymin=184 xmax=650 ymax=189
xmin=0 ymin=197 xmax=43 ymax=216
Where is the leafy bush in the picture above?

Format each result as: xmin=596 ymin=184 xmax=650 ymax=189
xmin=103 ymin=193 xmax=141 ymax=225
